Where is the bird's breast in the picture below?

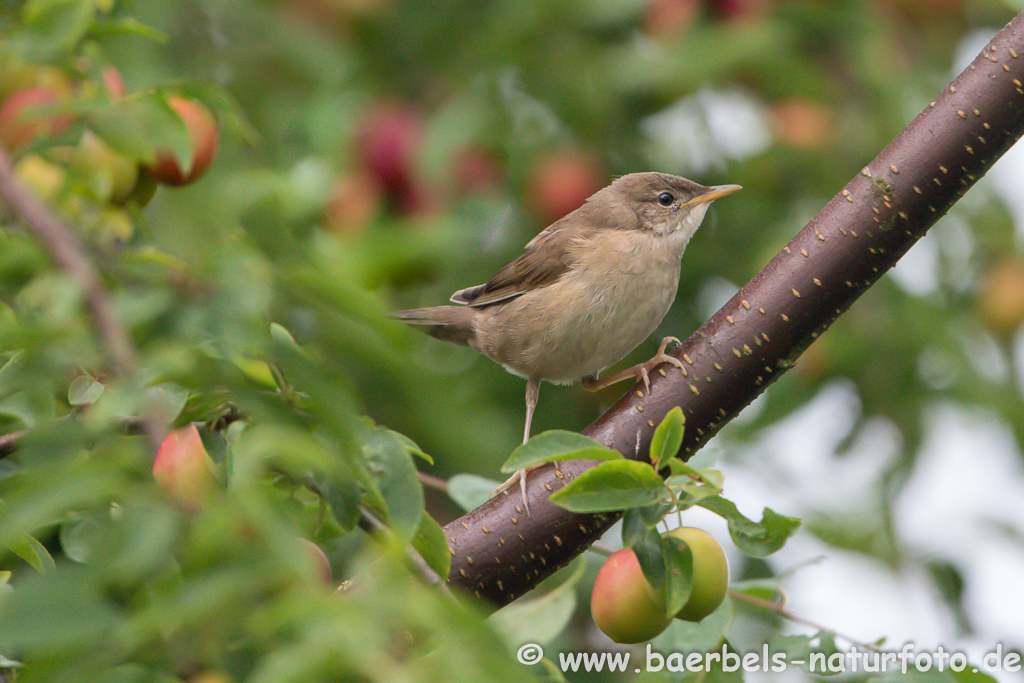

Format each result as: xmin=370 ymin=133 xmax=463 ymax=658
xmin=473 ymin=229 xmax=688 ymax=383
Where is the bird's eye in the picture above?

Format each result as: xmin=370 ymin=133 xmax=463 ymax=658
xmin=657 ymin=192 xmax=674 ymax=206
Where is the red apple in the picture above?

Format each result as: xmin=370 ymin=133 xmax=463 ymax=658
xmin=356 ymin=103 xmax=425 ymax=211
xmin=664 ymin=527 xmax=729 ymax=622
xmin=0 ymin=86 xmax=74 ymax=150
xmin=100 ymin=66 xmax=126 ymax=99
xmin=452 ymin=145 xmax=502 ymax=194
xmin=591 ymin=548 xmax=673 ymax=643
xmin=153 ymin=424 xmax=220 ymax=510
xmin=645 ymin=0 xmax=701 ymax=39
xmin=528 ymin=149 xmax=604 ymax=224
xmin=145 ymin=96 xmax=219 ymax=186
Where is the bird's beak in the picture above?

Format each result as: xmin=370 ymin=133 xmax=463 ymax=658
xmin=682 ymin=184 xmax=743 ymax=207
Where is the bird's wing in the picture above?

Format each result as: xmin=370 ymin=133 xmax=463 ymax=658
xmin=451 ymin=226 xmax=593 ymax=308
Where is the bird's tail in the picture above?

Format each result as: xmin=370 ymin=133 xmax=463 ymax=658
xmin=392 ymin=305 xmax=477 ymax=346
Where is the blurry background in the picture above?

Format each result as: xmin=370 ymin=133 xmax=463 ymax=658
xmin=7 ymin=0 xmax=1024 ymax=679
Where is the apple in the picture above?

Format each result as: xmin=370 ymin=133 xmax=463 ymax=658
xmin=298 ymin=537 xmax=333 ymax=585
xmin=452 ymin=145 xmax=502 ymax=194
xmin=356 ymin=102 xmax=426 ymax=212
xmin=591 ymin=548 xmax=673 ymax=643
xmin=771 ymin=99 xmax=833 ymax=151
xmin=153 ymin=424 xmax=220 ymax=510
xmin=978 ymin=257 xmax=1024 ymax=337
xmin=101 ymin=66 xmax=127 ymax=99
xmin=0 ymin=86 xmax=75 ymax=150
xmin=645 ymin=0 xmax=701 ymax=39
xmin=14 ymin=154 xmax=67 ymax=202
xmin=527 ymin=149 xmax=604 ymax=224
xmin=664 ymin=527 xmax=729 ymax=622
xmin=145 ymin=96 xmax=219 ymax=186
xmin=72 ymin=130 xmax=139 ymax=203
xmin=325 ymin=170 xmax=382 ymax=235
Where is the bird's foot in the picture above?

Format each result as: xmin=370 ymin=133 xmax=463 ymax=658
xmin=635 ymin=336 xmax=686 ymax=392
xmin=581 ymin=336 xmax=686 ymax=393
xmin=492 ymin=461 xmax=562 ymax=516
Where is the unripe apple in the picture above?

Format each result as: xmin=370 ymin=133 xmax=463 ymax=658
xmin=771 ymin=99 xmax=833 ymax=150
xmin=153 ymin=424 xmax=220 ymax=510
xmin=664 ymin=527 xmax=729 ymax=622
xmin=298 ymin=537 xmax=333 ymax=586
xmin=72 ymin=130 xmax=139 ymax=203
xmin=978 ymin=257 xmax=1024 ymax=337
xmin=325 ymin=170 xmax=381 ymax=235
xmin=0 ymin=86 xmax=75 ymax=150
xmin=591 ymin=548 xmax=673 ymax=643
xmin=14 ymin=154 xmax=67 ymax=202
xmin=145 ymin=96 xmax=219 ymax=186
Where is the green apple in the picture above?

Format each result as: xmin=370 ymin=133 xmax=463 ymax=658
xmin=591 ymin=548 xmax=673 ymax=643
xmin=665 ymin=527 xmax=729 ymax=622
xmin=298 ymin=538 xmax=333 ymax=586
xmin=72 ymin=130 xmax=139 ymax=203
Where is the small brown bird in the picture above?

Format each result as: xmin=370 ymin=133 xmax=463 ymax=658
xmin=395 ymin=173 xmax=740 ymax=504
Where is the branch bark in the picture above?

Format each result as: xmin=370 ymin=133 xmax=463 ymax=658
xmin=443 ymin=12 xmax=1024 ymax=607
xmin=0 ymin=147 xmax=163 ymax=453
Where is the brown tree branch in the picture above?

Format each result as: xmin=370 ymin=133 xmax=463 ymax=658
xmin=0 ymin=146 xmax=163 ymax=453
xmin=443 ymin=13 xmax=1024 ymax=607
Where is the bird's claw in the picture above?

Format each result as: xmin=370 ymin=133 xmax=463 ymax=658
xmin=634 ymin=336 xmax=686 ymax=392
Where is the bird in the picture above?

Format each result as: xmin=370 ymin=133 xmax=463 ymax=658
xmin=394 ymin=172 xmax=741 ymax=509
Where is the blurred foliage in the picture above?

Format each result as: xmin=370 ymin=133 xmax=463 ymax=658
xmin=0 ymin=0 xmax=1023 ymax=681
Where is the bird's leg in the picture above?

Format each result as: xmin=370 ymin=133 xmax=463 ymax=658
xmin=494 ymin=377 xmax=542 ymax=514
xmin=523 ymin=375 xmax=539 ymax=445
xmin=581 ymin=336 xmax=686 ymax=394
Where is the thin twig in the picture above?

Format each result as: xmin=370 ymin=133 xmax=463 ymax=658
xmin=357 ymin=507 xmax=455 ymax=598
xmin=0 ymin=145 xmax=162 ymax=453
xmin=729 ymin=589 xmax=882 ymax=653
xmin=418 ymin=472 xmax=449 ymax=492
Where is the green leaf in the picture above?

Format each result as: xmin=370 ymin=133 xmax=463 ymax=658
xmin=0 ymin=564 xmax=120 ymax=650
xmin=87 ymin=92 xmax=190 ymax=166
xmin=447 ymin=473 xmax=499 ymax=512
xmin=391 ymin=430 xmax=432 ymax=465
xmin=655 ymin=597 xmax=734 ymax=653
xmin=9 ymin=533 xmax=56 ymax=572
xmin=698 ymin=496 xmax=800 ymax=557
xmin=662 ymin=534 xmax=695 ymax=616
xmin=631 ymin=525 xmax=665 ymax=590
xmin=500 ymin=430 xmax=621 ymax=473
xmin=621 ymin=508 xmax=647 ymax=546
xmin=768 ymin=632 xmax=840 ymax=675
xmin=67 ymin=376 xmax=104 ymax=406
xmin=89 ymin=16 xmax=167 ymax=41
xmin=59 ymin=511 xmax=102 ymax=563
xmin=359 ymin=422 xmax=424 ymax=541
xmin=489 ymin=559 xmax=584 ymax=647
xmin=549 ymin=460 xmax=667 ymax=513
xmin=410 ymin=513 xmax=450 ymax=580
xmin=650 ymin=406 xmax=685 ymax=470
xmin=15 ymin=0 xmax=94 ymax=60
